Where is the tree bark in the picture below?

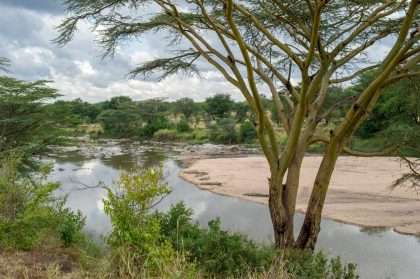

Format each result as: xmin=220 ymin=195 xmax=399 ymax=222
xmin=268 ymin=145 xmax=306 ymax=248
xmin=295 ymin=142 xmax=339 ymax=249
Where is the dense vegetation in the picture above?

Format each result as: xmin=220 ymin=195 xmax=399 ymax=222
xmin=45 ymin=74 xmax=419 ymax=155
xmin=0 ymin=60 xmax=415 ymax=277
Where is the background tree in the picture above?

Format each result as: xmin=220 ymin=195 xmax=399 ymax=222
xmin=234 ymin=101 xmax=251 ymax=122
xmin=56 ymin=0 xmax=420 ymax=250
xmin=97 ymin=109 xmax=143 ymax=138
xmin=173 ymin=97 xmax=199 ymax=120
xmin=0 ymin=75 xmax=60 ymax=169
xmin=205 ymin=93 xmax=235 ymax=119
xmin=103 ymin=96 xmax=133 ymax=110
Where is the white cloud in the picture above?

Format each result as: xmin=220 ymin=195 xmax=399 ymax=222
xmin=0 ymin=2 xmax=399 ymax=103
xmin=74 ymin=60 xmax=97 ymax=76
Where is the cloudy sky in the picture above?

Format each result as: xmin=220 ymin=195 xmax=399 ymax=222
xmin=0 ymin=0 xmax=397 ymax=103
xmin=0 ymin=0 xmax=243 ymax=102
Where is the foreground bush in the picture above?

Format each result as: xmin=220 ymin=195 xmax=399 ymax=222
xmin=156 ymin=202 xmax=276 ymax=278
xmin=102 ymin=166 xmax=198 ymax=278
xmin=155 ymin=202 xmax=358 ymax=279
xmin=100 ymin=164 xmax=359 ymax=278
xmin=0 ymin=154 xmax=85 ymax=250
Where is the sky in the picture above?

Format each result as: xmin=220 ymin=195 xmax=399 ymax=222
xmin=0 ymin=0 xmax=396 ymax=103
xmin=0 ymin=0 xmax=242 ymax=102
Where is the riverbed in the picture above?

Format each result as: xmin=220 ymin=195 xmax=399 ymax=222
xmin=49 ymin=142 xmax=420 ymax=279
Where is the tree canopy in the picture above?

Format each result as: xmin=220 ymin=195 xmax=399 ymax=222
xmin=0 ymin=75 xmax=60 ymax=169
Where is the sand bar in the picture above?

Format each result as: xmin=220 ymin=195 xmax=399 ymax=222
xmin=179 ymin=156 xmax=420 ymax=235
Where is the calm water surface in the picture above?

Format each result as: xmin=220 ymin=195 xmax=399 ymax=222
xmin=50 ymin=146 xmax=420 ymax=279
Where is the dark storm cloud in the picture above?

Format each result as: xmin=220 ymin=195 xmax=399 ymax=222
xmin=0 ymin=0 xmax=65 ymax=14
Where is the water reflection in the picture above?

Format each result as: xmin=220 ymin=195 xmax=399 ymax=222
xmin=50 ymin=148 xmax=420 ymax=279
xmin=359 ymin=226 xmax=390 ymax=236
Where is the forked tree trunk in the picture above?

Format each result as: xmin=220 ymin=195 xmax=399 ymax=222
xmin=268 ymin=146 xmax=306 ymax=248
xmin=295 ymin=143 xmax=340 ymax=249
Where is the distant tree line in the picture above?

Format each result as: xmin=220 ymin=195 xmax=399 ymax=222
xmin=1 ymin=68 xmax=418 ymax=159
xmin=41 ymin=73 xmax=418 ymax=151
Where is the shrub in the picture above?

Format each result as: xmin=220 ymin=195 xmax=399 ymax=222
xmin=208 ymin=118 xmax=238 ymax=144
xmin=239 ymin=121 xmax=257 ymax=143
xmin=176 ymin=117 xmax=192 ymax=133
xmin=154 ymin=202 xmax=358 ymax=279
xmin=102 ymin=166 xmax=185 ymax=278
xmin=156 ymin=202 xmax=277 ymax=277
xmin=0 ymin=154 xmax=85 ymax=250
xmin=140 ymin=117 xmax=172 ymax=138
xmin=282 ymin=249 xmax=358 ymax=279
xmin=153 ymin=129 xmax=180 ymax=141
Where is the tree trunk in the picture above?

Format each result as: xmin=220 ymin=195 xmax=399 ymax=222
xmin=268 ymin=147 xmax=306 ymax=248
xmin=295 ymin=143 xmax=339 ymax=249
xmin=268 ymin=171 xmax=290 ymax=248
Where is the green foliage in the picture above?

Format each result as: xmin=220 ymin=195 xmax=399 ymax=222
xmin=282 ymin=249 xmax=358 ymax=279
xmin=140 ymin=117 xmax=172 ymax=138
xmin=103 ymin=96 xmax=133 ymax=110
xmin=205 ymin=93 xmax=234 ymax=119
xmin=176 ymin=116 xmax=192 ymax=133
xmin=208 ymin=118 xmax=238 ymax=144
xmin=56 ymin=208 xmax=85 ymax=247
xmin=102 ymin=166 xmax=175 ymax=277
xmin=356 ymin=75 xmax=419 ymax=142
xmin=155 ymin=202 xmax=358 ymax=278
xmin=0 ymin=76 xmax=60 ymax=168
xmin=173 ymin=97 xmax=199 ymax=119
xmin=233 ymin=101 xmax=250 ymax=122
xmin=0 ymin=155 xmax=85 ymax=250
xmin=97 ymin=109 xmax=143 ymax=138
xmin=156 ymin=202 xmax=277 ymax=278
xmin=137 ymin=98 xmax=169 ymax=124
xmin=153 ymin=129 xmax=180 ymax=141
xmin=239 ymin=121 xmax=257 ymax=143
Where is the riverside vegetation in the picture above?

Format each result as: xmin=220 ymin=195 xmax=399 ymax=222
xmin=0 ymin=65 xmax=359 ymax=278
xmin=46 ymin=74 xmax=418 ymax=155
xmin=0 ymin=156 xmax=358 ymax=278
xmin=56 ymin=0 xmax=420 ymax=250
xmin=1 ymin=0 xmax=419 ymax=273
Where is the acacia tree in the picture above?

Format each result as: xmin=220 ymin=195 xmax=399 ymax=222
xmin=56 ymin=0 xmax=419 ymax=249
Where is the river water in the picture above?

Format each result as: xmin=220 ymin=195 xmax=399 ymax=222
xmin=49 ymin=144 xmax=420 ymax=279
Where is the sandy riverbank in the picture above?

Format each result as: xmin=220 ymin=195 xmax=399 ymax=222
xmin=179 ymin=156 xmax=420 ymax=235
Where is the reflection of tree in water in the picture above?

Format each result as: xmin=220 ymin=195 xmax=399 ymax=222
xmin=53 ymin=151 xmax=89 ymax=166
xmin=100 ymin=154 xmax=135 ymax=170
xmin=137 ymin=150 xmax=169 ymax=168
xmin=99 ymin=149 xmax=176 ymax=170
xmin=359 ymin=226 xmax=389 ymax=236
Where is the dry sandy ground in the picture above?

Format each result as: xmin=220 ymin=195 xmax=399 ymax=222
xmin=179 ymin=156 xmax=420 ymax=235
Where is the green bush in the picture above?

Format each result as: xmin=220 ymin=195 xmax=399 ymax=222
xmin=102 ymin=166 xmax=185 ymax=278
xmin=140 ymin=117 xmax=172 ymax=138
xmin=154 ymin=202 xmax=358 ymax=279
xmin=208 ymin=118 xmax=238 ymax=144
xmin=0 ymin=154 xmax=85 ymax=250
xmin=176 ymin=117 xmax=192 ymax=133
xmin=283 ymin=249 xmax=358 ymax=279
xmin=153 ymin=129 xmax=180 ymax=141
xmin=239 ymin=121 xmax=257 ymax=143
xmin=155 ymin=202 xmax=277 ymax=278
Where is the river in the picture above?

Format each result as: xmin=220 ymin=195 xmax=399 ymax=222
xmin=49 ymin=142 xmax=420 ymax=279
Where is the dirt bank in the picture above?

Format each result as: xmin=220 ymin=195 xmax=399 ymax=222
xmin=179 ymin=156 xmax=420 ymax=235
